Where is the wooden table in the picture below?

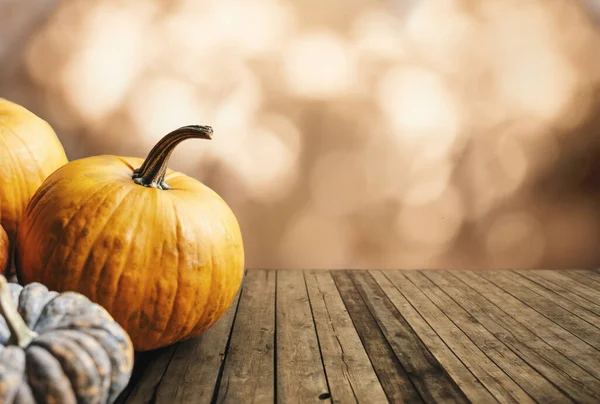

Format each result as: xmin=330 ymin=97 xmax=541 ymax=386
xmin=117 ymin=269 xmax=600 ymax=403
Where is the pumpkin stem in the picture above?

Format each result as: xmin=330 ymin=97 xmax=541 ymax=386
xmin=132 ymin=125 xmax=213 ymax=190
xmin=0 ymin=275 xmax=38 ymax=348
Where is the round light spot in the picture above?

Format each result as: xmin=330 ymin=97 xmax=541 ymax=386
xmin=283 ymin=29 xmax=356 ymax=99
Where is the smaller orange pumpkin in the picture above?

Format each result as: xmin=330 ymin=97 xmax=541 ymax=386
xmin=0 ymin=98 xmax=68 ymax=247
xmin=0 ymin=225 xmax=8 ymax=274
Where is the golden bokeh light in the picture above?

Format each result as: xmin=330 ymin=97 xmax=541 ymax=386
xmin=283 ymin=29 xmax=356 ymax=99
xmin=3 ymin=0 xmax=600 ymax=270
xmin=396 ymin=185 xmax=465 ymax=249
xmin=486 ymin=212 xmax=546 ymax=268
xmin=352 ymin=9 xmax=405 ymax=61
xmin=130 ymin=77 xmax=211 ymax=148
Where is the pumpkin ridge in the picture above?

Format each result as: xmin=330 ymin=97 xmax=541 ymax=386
xmin=30 ymin=292 xmax=61 ymax=331
xmin=30 ymin=333 xmax=101 ymax=403
xmin=77 ymin=181 xmax=136 ymax=302
xmin=174 ymin=217 xmax=210 ymax=342
xmin=26 ymin=345 xmax=77 ymax=404
xmin=17 ymin=283 xmax=57 ymax=329
xmin=55 ymin=182 xmax=130 ymax=293
xmin=73 ymin=182 xmax=133 ymax=298
xmin=104 ymin=189 xmax=147 ymax=321
xmin=155 ymin=198 xmax=182 ymax=346
xmin=0 ymin=131 xmax=26 ymax=239
xmin=14 ymin=383 xmax=36 ymax=403
xmin=145 ymin=234 xmax=167 ymax=337
xmin=36 ymin=180 xmax=117 ymax=286
xmin=1 ymin=123 xmax=47 ymax=184
xmin=34 ymin=294 xmax=111 ymax=333
xmin=67 ymin=322 xmax=132 ymax=403
xmin=55 ymin=329 xmax=112 ymax=403
xmin=30 ymin=294 xmax=109 ymax=333
xmin=0 ymin=349 xmax=25 ymax=402
xmin=202 ymin=245 xmax=218 ymax=333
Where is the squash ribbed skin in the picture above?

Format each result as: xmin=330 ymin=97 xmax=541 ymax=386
xmin=0 ymin=281 xmax=133 ymax=404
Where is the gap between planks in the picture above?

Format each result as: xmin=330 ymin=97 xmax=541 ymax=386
xmin=423 ymin=270 xmax=600 ymax=403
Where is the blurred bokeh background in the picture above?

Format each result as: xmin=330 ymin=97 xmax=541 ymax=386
xmin=1 ymin=0 xmax=600 ymax=270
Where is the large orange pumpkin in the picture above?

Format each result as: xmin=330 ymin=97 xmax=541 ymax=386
xmin=16 ymin=126 xmax=245 ymax=351
xmin=0 ymin=98 xmax=68 ymax=248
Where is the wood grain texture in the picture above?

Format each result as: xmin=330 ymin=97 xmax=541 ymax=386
xmin=452 ymin=270 xmax=600 ymax=380
xmin=507 ymin=271 xmax=600 ymax=327
xmin=215 ymin=269 xmax=276 ymax=404
xmin=478 ymin=271 xmax=600 ymax=350
xmin=350 ymin=271 xmax=468 ymax=404
xmin=370 ymin=271 xmax=496 ymax=403
xmin=568 ymin=270 xmax=600 ymax=285
xmin=276 ymin=270 xmax=330 ymax=403
xmin=538 ymin=271 xmax=600 ymax=305
xmin=516 ymin=270 xmax=600 ymax=316
xmin=331 ymin=271 xmax=422 ymax=403
xmin=121 ymin=269 xmax=600 ymax=404
xmin=154 ymin=293 xmax=240 ymax=403
xmin=385 ymin=270 xmax=535 ymax=404
xmin=425 ymin=270 xmax=600 ymax=403
xmin=304 ymin=270 xmax=387 ymax=403
xmin=124 ymin=346 xmax=177 ymax=403
xmin=409 ymin=270 xmax=570 ymax=403
xmin=561 ymin=270 xmax=600 ymax=289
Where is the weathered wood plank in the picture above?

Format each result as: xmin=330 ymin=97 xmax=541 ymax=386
xmin=276 ymin=270 xmax=330 ymax=402
xmin=124 ymin=346 xmax=177 ymax=403
xmin=215 ymin=269 xmax=276 ymax=403
xmin=122 ymin=269 xmax=600 ymax=404
xmin=425 ymin=270 xmax=600 ymax=403
xmin=409 ymin=270 xmax=571 ymax=403
xmin=507 ymin=271 xmax=600 ymax=326
xmin=350 ymin=271 xmax=468 ymax=403
xmin=527 ymin=271 xmax=600 ymax=306
xmin=568 ymin=270 xmax=600 ymax=284
xmin=370 ymin=271 xmax=496 ymax=403
xmin=559 ymin=271 xmax=600 ymax=295
xmin=331 ymin=271 xmax=421 ymax=403
xmin=304 ymin=271 xmax=387 ymax=403
xmin=153 ymin=292 xmax=240 ymax=403
xmin=115 ymin=351 xmax=160 ymax=403
xmin=453 ymin=270 xmax=600 ymax=379
xmin=385 ymin=270 xmax=535 ymax=404
xmin=516 ymin=271 xmax=600 ymax=316
xmin=479 ymin=271 xmax=600 ymax=350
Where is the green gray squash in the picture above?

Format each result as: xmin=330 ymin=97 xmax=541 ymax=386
xmin=0 ymin=275 xmax=134 ymax=403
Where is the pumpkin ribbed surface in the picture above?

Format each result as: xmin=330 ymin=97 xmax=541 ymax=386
xmin=0 ymin=99 xmax=68 ymax=248
xmin=16 ymin=126 xmax=244 ymax=351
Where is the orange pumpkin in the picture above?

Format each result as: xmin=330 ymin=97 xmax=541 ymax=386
xmin=0 ymin=225 xmax=8 ymax=273
xmin=0 ymin=98 xmax=68 ymax=248
xmin=16 ymin=126 xmax=245 ymax=351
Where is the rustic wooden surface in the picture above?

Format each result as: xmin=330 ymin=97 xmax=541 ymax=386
xmin=117 ymin=269 xmax=600 ymax=403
